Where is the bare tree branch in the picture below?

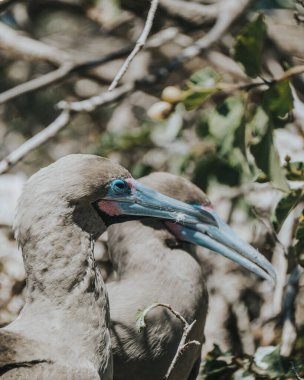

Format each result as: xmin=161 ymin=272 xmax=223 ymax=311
xmin=0 ymin=84 xmax=133 ymax=173
xmin=57 ymin=83 xmax=133 ymax=112
xmin=138 ymin=0 xmax=252 ymax=86
xmin=0 ymin=63 xmax=73 ymax=105
xmin=0 ymin=22 xmax=69 ymax=65
xmin=160 ymin=0 xmax=218 ymax=25
xmin=0 ymin=25 xmax=176 ymax=105
xmin=0 ymin=46 xmax=134 ymax=105
xmin=136 ymin=302 xmax=200 ymax=380
xmin=108 ymin=0 xmax=159 ymax=92
xmin=0 ymin=111 xmax=70 ymax=174
xmin=0 ymin=0 xmax=160 ymax=173
xmin=0 ymin=0 xmax=254 ymax=173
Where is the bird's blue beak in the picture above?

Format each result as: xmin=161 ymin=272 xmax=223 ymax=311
xmin=98 ymin=179 xmax=218 ymax=227
xmin=166 ymin=206 xmax=276 ymax=284
xmin=98 ymin=178 xmax=275 ymax=283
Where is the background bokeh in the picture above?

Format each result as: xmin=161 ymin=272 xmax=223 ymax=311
xmin=0 ymin=0 xmax=303 ymax=378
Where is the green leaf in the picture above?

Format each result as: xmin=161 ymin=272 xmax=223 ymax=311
xmin=259 ymin=346 xmax=286 ymax=378
xmin=203 ymin=96 xmax=245 ymax=155
xmin=183 ymin=67 xmax=221 ymax=110
xmin=248 ymin=105 xmax=269 ymax=145
xmin=272 ymin=189 xmax=304 ymax=232
xmin=189 ymin=67 xmax=221 ymax=86
xmin=284 ymin=161 xmax=304 ymax=181
xmin=263 ymin=80 xmax=293 ymax=118
xmin=233 ymin=14 xmax=267 ymax=78
xmin=183 ymin=90 xmax=215 ymax=111
xmin=250 ymin=114 xmax=289 ymax=192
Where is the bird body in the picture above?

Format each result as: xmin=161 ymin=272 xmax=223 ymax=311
xmin=1 ymin=155 xmax=227 ymax=379
xmin=108 ymin=220 xmax=207 ymax=380
xmin=108 ymin=173 xmax=210 ymax=380
xmin=107 ymin=172 xmax=276 ymax=380
xmin=0 ymin=155 xmax=275 ymax=379
xmin=1 ymin=155 xmax=121 ymax=379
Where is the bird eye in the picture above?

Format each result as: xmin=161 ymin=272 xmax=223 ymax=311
xmin=111 ymin=179 xmax=130 ymax=194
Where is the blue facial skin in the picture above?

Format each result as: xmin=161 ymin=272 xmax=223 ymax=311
xmin=103 ymin=178 xmax=276 ymax=283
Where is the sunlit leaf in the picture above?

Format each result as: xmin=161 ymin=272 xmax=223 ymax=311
xmin=183 ymin=68 xmax=221 ymax=110
xmin=183 ymin=90 xmax=215 ymax=111
xmin=250 ymin=115 xmax=289 ymax=192
xmin=263 ymin=80 xmax=293 ymax=118
xmin=258 ymin=346 xmax=288 ymax=378
xmin=248 ymin=105 xmax=269 ymax=144
xmin=189 ymin=67 xmax=221 ymax=86
xmin=203 ymin=96 xmax=245 ymax=155
xmin=233 ymin=14 xmax=267 ymax=78
xmin=272 ymin=189 xmax=303 ymax=232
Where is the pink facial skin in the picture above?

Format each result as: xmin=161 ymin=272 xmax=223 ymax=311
xmin=98 ymin=200 xmax=123 ymax=216
xmin=165 ymin=221 xmax=184 ymax=240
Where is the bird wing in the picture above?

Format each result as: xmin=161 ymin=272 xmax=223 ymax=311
xmin=0 ymin=331 xmax=99 ymax=380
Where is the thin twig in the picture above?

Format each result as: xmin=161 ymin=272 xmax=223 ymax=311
xmin=0 ymin=25 xmax=177 ymax=105
xmin=160 ymin=0 xmax=218 ymax=25
xmin=57 ymin=82 xmax=133 ymax=112
xmin=137 ymin=302 xmax=200 ymax=380
xmin=0 ymin=0 xmax=159 ymax=173
xmin=0 ymin=46 xmax=133 ymax=105
xmin=0 ymin=22 xmax=69 ymax=65
xmin=108 ymin=0 xmax=159 ymax=92
xmin=0 ymin=63 xmax=73 ymax=105
xmin=137 ymin=0 xmax=252 ymax=87
xmin=0 ymin=111 xmax=70 ymax=174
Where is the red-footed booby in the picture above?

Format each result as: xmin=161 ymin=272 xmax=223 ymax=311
xmin=107 ymin=172 xmax=276 ymax=380
xmin=0 ymin=155 xmax=232 ymax=379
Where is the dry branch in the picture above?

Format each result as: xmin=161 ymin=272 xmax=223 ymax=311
xmin=0 ymin=0 xmax=160 ymax=173
xmin=108 ymin=0 xmax=159 ymax=91
xmin=160 ymin=0 xmax=218 ymax=25
xmin=138 ymin=0 xmax=252 ymax=86
xmin=0 ymin=25 xmax=175 ymax=105
xmin=0 ymin=0 xmax=254 ymax=173
xmin=58 ymin=83 xmax=133 ymax=112
xmin=0 ymin=111 xmax=70 ymax=174
xmin=0 ymin=22 xmax=69 ymax=65
xmin=136 ymin=302 xmax=200 ymax=380
xmin=0 ymin=46 xmax=133 ymax=105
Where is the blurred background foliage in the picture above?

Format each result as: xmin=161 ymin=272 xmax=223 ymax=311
xmin=0 ymin=0 xmax=304 ymax=378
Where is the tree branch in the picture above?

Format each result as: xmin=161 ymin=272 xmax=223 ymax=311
xmin=136 ymin=302 xmax=200 ymax=380
xmin=159 ymin=0 xmax=218 ymax=25
xmin=0 ymin=111 xmax=70 ymax=174
xmin=0 ymin=22 xmax=69 ymax=65
xmin=0 ymin=46 xmax=134 ymax=105
xmin=0 ymin=0 xmax=160 ymax=173
xmin=108 ymin=0 xmax=159 ymax=92
xmin=137 ymin=0 xmax=252 ymax=87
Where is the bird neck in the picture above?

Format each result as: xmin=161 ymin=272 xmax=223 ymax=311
xmin=108 ymin=220 xmax=187 ymax=279
xmin=13 ymin=203 xmax=111 ymax=374
xmin=21 ymin=211 xmax=98 ymax=302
